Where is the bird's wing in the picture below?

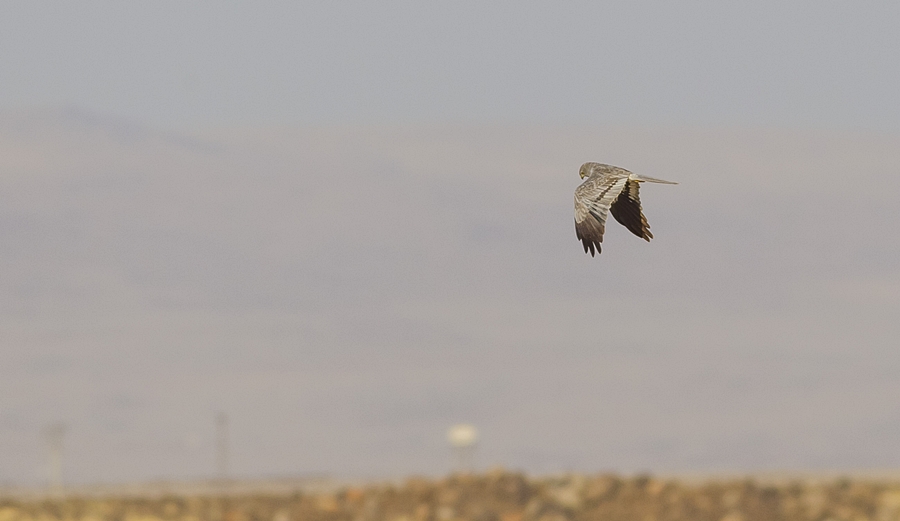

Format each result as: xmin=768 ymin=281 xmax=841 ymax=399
xmin=574 ymin=173 xmax=629 ymax=256
xmin=610 ymin=180 xmax=653 ymax=241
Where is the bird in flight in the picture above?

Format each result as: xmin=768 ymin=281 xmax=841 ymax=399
xmin=574 ymin=162 xmax=677 ymax=256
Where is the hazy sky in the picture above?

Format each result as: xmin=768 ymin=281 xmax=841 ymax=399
xmin=2 ymin=2 xmax=900 ymax=130
xmin=1 ymin=3 xmax=900 ymax=486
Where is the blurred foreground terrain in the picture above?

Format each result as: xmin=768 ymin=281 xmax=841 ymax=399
xmin=5 ymin=472 xmax=900 ymax=521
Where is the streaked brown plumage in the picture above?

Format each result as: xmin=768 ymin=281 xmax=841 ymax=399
xmin=574 ymin=162 xmax=677 ymax=256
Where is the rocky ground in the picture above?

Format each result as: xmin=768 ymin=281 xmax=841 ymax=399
xmin=4 ymin=472 xmax=900 ymax=521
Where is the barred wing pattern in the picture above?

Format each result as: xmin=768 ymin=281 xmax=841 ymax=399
xmin=573 ymin=172 xmax=629 ymax=256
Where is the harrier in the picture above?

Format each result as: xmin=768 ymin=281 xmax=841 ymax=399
xmin=574 ymin=162 xmax=677 ymax=256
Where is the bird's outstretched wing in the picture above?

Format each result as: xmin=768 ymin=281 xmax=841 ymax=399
xmin=610 ymin=180 xmax=653 ymax=241
xmin=573 ymin=173 xmax=629 ymax=256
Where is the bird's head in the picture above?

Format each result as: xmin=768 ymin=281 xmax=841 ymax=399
xmin=579 ymin=162 xmax=594 ymax=179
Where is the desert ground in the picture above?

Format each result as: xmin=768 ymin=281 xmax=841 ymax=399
xmin=5 ymin=472 xmax=900 ymax=521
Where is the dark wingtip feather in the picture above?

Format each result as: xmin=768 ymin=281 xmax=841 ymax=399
xmin=582 ymin=239 xmax=600 ymax=256
xmin=575 ymin=218 xmax=603 ymax=257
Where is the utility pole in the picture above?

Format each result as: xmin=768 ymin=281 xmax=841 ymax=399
xmin=215 ymin=412 xmax=229 ymax=480
xmin=44 ymin=423 xmax=66 ymax=493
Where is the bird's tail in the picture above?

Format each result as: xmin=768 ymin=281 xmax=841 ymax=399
xmin=633 ymin=174 xmax=678 ymax=184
